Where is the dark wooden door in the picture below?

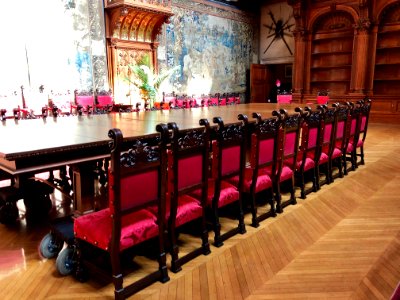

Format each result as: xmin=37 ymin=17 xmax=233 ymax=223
xmin=250 ymin=64 xmax=272 ymax=103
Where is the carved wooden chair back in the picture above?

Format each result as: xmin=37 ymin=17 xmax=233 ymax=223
xmin=74 ymin=126 xmax=170 ymax=298
xmin=73 ymin=90 xmax=94 ymax=115
xmin=162 ymin=119 xmax=211 ymax=273
xmin=206 ymin=115 xmax=248 ymax=246
xmin=240 ymin=112 xmax=282 ymax=227
xmin=355 ymin=98 xmax=372 ymax=166
xmin=276 ymin=108 xmax=302 ymax=210
xmin=95 ymin=90 xmax=114 ymax=113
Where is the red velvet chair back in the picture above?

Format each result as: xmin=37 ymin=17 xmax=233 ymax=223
xmin=219 ymin=94 xmax=227 ymax=106
xmin=108 ymin=126 xmax=168 ymax=240
xmin=332 ymin=103 xmax=351 ymax=152
xmin=250 ymin=112 xmax=283 ymax=182
xmin=74 ymin=90 xmax=94 ymax=114
xmin=162 ymin=119 xmax=212 ymax=272
xmin=208 ymin=94 xmax=219 ymax=106
xmin=277 ymin=94 xmax=292 ymax=104
xmin=211 ymin=116 xmax=248 ymax=188
xmin=97 ymin=95 xmax=113 ymax=106
xmin=317 ymin=95 xmax=329 ymax=104
xmin=76 ymin=95 xmax=94 ymax=107
xmin=279 ymin=109 xmax=302 ymax=171
xmin=167 ymin=120 xmax=211 ymax=199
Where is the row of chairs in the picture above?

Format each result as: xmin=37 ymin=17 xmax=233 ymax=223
xmin=0 ymin=87 xmax=115 ymax=121
xmin=160 ymin=92 xmax=241 ymax=110
xmin=57 ymin=98 xmax=371 ymax=299
xmin=277 ymin=93 xmax=329 ymax=104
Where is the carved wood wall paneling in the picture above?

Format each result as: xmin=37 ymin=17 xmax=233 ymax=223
xmin=104 ymin=0 xmax=173 ymax=104
xmin=308 ymin=10 xmax=355 ymax=95
xmin=373 ymin=1 xmax=400 ymax=97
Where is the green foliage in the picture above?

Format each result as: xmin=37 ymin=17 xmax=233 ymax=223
xmin=127 ymin=59 xmax=180 ymax=106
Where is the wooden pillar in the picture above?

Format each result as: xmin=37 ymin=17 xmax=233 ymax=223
xmin=366 ymin=26 xmax=379 ymax=95
xmin=292 ymin=29 xmax=307 ymax=96
xmin=350 ymin=20 xmax=371 ymax=95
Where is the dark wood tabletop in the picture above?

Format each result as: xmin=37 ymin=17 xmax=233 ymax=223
xmin=0 ymin=103 xmax=306 ymax=175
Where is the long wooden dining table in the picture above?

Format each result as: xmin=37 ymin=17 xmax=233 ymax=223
xmin=0 ymin=103 xmax=307 ymax=215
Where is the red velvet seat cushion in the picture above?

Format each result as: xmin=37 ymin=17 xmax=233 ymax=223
xmin=331 ymin=147 xmax=342 ymax=159
xmin=228 ymin=167 xmax=272 ymax=194
xmin=149 ymin=194 xmax=203 ymax=228
xmin=174 ymin=195 xmax=203 ymax=227
xmin=260 ymin=165 xmax=293 ymax=182
xmin=296 ymin=157 xmax=315 ymax=172
xmin=347 ymin=142 xmax=354 ymax=153
xmin=74 ymin=208 xmax=158 ymax=251
xmin=319 ymin=152 xmax=329 ymax=164
xmin=357 ymin=139 xmax=364 ymax=148
xmin=191 ymin=179 xmax=239 ymax=208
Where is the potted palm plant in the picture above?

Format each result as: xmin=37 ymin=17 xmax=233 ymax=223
xmin=128 ymin=55 xmax=180 ymax=108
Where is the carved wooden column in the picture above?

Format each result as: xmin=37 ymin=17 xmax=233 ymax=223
xmin=103 ymin=0 xmax=173 ymax=104
xmin=366 ymin=25 xmax=379 ymax=95
xmin=292 ymin=28 xmax=307 ymax=100
xmin=350 ymin=19 xmax=371 ymax=95
xmin=289 ymin=0 xmax=307 ymax=102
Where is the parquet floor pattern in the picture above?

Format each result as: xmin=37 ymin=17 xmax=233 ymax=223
xmin=0 ymin=123 xmax=399 ymax=299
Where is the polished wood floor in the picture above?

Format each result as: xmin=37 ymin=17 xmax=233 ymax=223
xmin=0 ymin=122 xmax=399 ymax=300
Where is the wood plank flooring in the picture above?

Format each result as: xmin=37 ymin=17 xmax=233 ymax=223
xmin=0 ymin=122 xmax=399 ymax=299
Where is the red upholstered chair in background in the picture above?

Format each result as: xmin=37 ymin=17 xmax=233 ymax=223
xmin=277 ymin=94 xmax=292 ymax=104
xmin=72 ymin=90 xmax=94 ymax=115
xmin=227 ymin=93 xmax=240 ymax=105
xmin=219 ymin=93 xmax=227 ymax=106
xmin=163 ymin=91 xmax=177 ymax=109
xmin=201 ymin=94 xmax=210 ymax=107
xmin=73 ymin=125 xmax=170 ymax=299
xmin=317 ymin=95 xmax=329 ymax=104
xmin=163 ymin=120 xmax=211 ymax=273
xmin=229 ymin=112 xmax=281 ymax=228
xmin=208 ymin=93 xmax=219 ymax=106
xmin=276 ymin=109 xmax=302 ymax=211
xmin=95 ymin=89 xmax=114 ymax=114
xmin=189 ymin=95 xmax=201 ymax=108
xmin=193 ymin=116 xmax=248 ymax=247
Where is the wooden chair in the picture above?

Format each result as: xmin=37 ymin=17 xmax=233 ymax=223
xmin=162 ymin=120 xmax=211 ymax=273
xmin=73 ymin=125 xmax=170 ymax=299
xmin=354 ymin=98 xmax=372 ymax=166
xmin=294 ymin=106 xmax=324 ymax=199
xmin=72 ymin=90 xmax=94 ymax=115
xmin=229 ymin=112 xmax=281 ymax=228
xmin=344 ymin=101 xmax=363 ymax=172
xmin=317 ymin=104 xmax=337 ymax=186
xmin=201 ymin=94 xmax=210 ymax=107
xmin=95 ymin=89 xmax=114 ymax=114
xmin=328 ymin=102 xmax=351 ymax=179
xmin=192 ymin=116 xmax=248 ymax=247
xmin=219 ymin=93 xmax=227 ymax=106
xmin=276 ymin=109 xmax=302 ymax=211
xmin=208 ymin=93 xmax=219 ymax=106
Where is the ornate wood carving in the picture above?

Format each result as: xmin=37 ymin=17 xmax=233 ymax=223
xmin=104 ymin=0 xmax=173 ymax=104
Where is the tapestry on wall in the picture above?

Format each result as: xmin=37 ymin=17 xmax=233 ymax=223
xmin=159 ymin=1 xmax=257 ymax=96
